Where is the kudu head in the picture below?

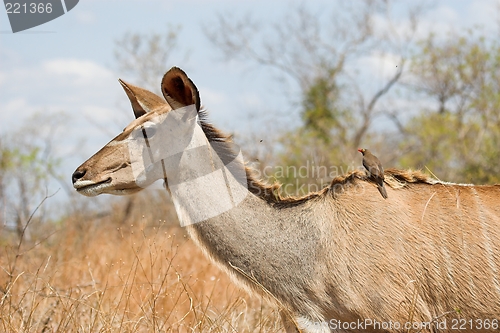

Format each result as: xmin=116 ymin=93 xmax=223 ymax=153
xmin=72 ymin=67 xmax=201 ymax=196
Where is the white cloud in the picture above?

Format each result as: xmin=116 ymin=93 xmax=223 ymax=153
xmin=373 ymin=2 xmax=498 ymax=44
xmin=428 ymin=4 xmax=459 ymax=25
xmin=352 ymin=51 xmax=402 ymax=83
xmin=42 ymin=58 xmax=114 ymax=84
xmin=0 ymin=57 xmax=122 ymax=156
xmin=81 ymin=105 xmax=124 ymax=128
xmin=75 ymin=10 xmax=96 ymax=24
xmin=466 ymin=0 xmax=499 ymax=31
xmin=240 ymin=92 xmax=263 ymax=109
xmin=4 ymin=97 xmax=30 ymax=111
xmin=2 ymin=98 xmax=36 ymax=123
xmin=199 ymin=87 xmax=227 ymax=107
xmin=372 ymin=4 xmax=459 ymax=43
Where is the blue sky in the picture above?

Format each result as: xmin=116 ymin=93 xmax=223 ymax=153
xmin=0 ymin=0 xmax=499 ymax=201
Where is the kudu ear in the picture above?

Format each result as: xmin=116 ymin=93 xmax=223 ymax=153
xmin=161 ymin=67 xmax=201 ymax=111
xmin=119 ymin=79 xmax=166 ymax=119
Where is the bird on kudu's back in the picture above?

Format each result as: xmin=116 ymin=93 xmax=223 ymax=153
xmin=358 ymin=148 xmax=388 ymax=199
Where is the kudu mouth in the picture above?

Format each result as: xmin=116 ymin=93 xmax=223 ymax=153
xmin=73 ymin=177 xmax=112 ymax=197
xmin=72 ymin=146 xmax=138 ymax=196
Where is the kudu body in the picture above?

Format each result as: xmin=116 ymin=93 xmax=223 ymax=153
xmin=73 ymin=67 xmax=500 ymax=333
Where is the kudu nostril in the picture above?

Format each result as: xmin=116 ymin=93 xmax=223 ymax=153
xmin=72 ymin=169 xmax=86 ymax=184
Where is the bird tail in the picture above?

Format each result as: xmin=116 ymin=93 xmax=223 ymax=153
xmin=377 ymin=183 xmax=388 ymax=199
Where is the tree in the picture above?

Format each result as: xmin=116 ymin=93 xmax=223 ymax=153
xmin=401 ymin=31 xmax=500 ymax=183
xmin=206 ymin=1 xmax=422 ymax=194
xmin=0 ymin=113 xmax=66 ymax=240
xmin=301 ymin=71 xmax=345 ymax=144
xmin=114 ymin=26 xmax=180 ymax=93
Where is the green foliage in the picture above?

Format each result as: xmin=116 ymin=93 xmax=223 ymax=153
xmin=112 ymin=16 xmax=500 ymax=190
xmin=267 ymin=128 xmax=359 ymax=197
xmin=410 ymin=32 xmax=491 ymax=115
xmin=402 ymin=30 xmax=500 ymax=184
xmin=0 ymin=113 xmax=65 ymax=239
xmin=255 ymin=65 xmax=360 ymax=195
xmin=399 ymin=112 xmax=476 ymax=180
xmin=301 ymin=73 xmax=350 ymax=145
xmin=269 ymin=28 xmax=500 ymax=188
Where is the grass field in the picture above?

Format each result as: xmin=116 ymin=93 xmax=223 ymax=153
xmin=0 ymin=194 xmax=285 ymax=332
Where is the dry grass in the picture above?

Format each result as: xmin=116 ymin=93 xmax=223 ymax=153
xmin=0 ymin=194 xmax=284 ymax=333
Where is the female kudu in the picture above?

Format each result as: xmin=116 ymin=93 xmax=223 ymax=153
xmin=73 ymin=67 xmax=500 ymax=333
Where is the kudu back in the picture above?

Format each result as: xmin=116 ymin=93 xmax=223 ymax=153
xmin=73 ymin=67 xmax=500 ymax=333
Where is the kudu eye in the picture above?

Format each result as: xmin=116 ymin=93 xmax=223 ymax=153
xmin=133 ymin=122 xmax=157 ymax=140
xmin=143 ymin=125 xmax=157 ymax=139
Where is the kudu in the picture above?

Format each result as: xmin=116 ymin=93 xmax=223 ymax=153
xmin=73 ymin=67 xmax=500 ymax=332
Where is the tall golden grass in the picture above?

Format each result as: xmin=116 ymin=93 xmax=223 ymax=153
xmin=0 ymin=193 xmax=284 ymax=332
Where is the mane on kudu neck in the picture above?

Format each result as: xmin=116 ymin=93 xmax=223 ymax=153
xmin=72 ymin=67 xmax=500 ymax=333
